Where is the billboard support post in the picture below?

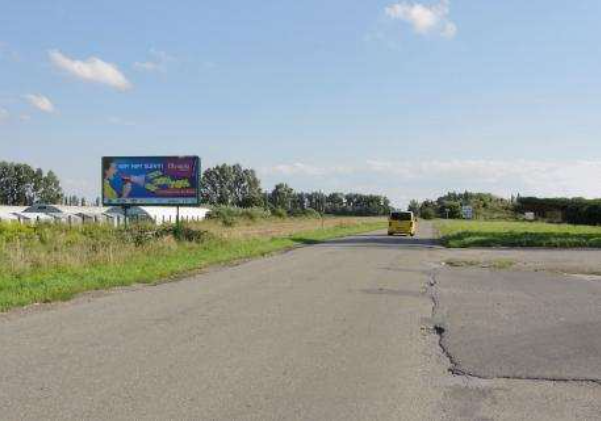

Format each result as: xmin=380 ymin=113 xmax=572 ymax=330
xmin=176 ymin=205 xmax=180 ymax=227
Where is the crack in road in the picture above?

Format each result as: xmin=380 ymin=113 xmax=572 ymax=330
xmin=425 ymin=268 xmax=601 ymax=386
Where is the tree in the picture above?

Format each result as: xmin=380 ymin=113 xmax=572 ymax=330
xmin=234 ymin=166 xmax=264 ymax=207
xmin=39 ymin=170 xmax=63 ymax=204
xmin=0 ymin=161 xmax=63 ymax=205
xmin=201 ymin=163 xmax=264 ymax=207
xmin=201 ymin=164 xmax=235 ymax=206
xmin=269 ymin=183 xmax=295 ymax=213
xmin=419 ymin=200 xmax=437 ymax=220
xmin=326 ymin=192 xmax=345 ymax=214
xmin=408 ymin=199 xmax=420 ymax=216
xmin=420 ymin=207 xmax=436 ymax=220
xmin=439 ymin=201 xmax=462 ymax=219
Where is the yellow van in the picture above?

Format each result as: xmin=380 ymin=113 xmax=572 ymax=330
xmin=388 ymin=211 xmax=417 ymax=236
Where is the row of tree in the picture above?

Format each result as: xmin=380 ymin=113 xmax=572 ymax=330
xmin=516 ymin=197 xmax=601 ymax=225
xmin=0 ymin=161 xmax=63 ymax=206
xmin=0 ymin=161 xmax=392 ymax=216
xmin=200 ymin=164 xmax=392 ymax=216
xmin=408 ymin=192 xmax=601 ymax=226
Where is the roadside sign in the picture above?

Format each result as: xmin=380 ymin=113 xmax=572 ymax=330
xmin=102 ymin=156 xmax=201 ymax=206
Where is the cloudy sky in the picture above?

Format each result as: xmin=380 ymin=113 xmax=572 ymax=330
xmin=1 ymin=1 xmax=600 ymax=207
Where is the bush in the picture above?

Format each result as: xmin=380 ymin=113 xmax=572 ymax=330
xmin=207 ymin=206 xmax=271 ymax=226
xmin=170 ymin=225 xmax=213 ymax=243
xmin=302 ymin=208 xmax=322 ymax=219
xmin=240 ymin=207 xmax=271 ymax=221
xmin=420 ymin=207 xmax=436 ymax=220
xmin=272 ymin=208 xmax=288 ymax=218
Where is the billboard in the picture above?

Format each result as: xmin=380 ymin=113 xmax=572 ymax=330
xmin=102 ymin=156 xmax=200 ymax=206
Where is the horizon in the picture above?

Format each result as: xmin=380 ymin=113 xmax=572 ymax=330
xmin=2 ymin=0 xmax=601 ymax=207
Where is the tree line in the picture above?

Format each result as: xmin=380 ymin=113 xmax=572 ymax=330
xmin=201 ymin=164 xmax=392 ymax=216
xmin=408 ymin=191 xmax=515 ymax=220
xmin=409 ymin=192 xmax=601 ymax=226
xmin=516 ymin=197 xmax=601 ymax=226
xmin=0 ymin=161 xmax=392 ymax=217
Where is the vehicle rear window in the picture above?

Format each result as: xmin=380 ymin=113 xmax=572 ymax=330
xmin=390 ymin=212 xmax=412 ymax=221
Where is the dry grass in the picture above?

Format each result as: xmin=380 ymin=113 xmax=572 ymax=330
xmin=199 ymin=216 xmax=376 ymax=239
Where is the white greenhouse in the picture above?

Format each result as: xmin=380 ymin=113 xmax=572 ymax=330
xmin=105 ymin=206 xmax=210 ymax=225
xmin=0 ymin=204 xmax=210 ymax=226
xmin=0 ymin=206 xmax=27 ymax=222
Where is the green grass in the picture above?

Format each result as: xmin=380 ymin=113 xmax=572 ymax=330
xmin=436 ymin=219 xmax=601 ymax=248
xmin=0 ymin=219 xmax=385 ymax=312
xmin=444 ymin=258 xmax=515 ymax=269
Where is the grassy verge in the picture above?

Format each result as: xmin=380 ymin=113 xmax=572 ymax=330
xmin=435 ymin=219 xmax=601 ymax=248
xmin=0 ymin=218 xmax=384 ymax=312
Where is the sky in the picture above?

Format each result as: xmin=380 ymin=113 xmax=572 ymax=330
xmin=1 ymin=0 xmax=601 ymax=207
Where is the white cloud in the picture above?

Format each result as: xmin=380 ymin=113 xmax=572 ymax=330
xmin=366 ymin=159 xmax=601 ymax=199
xmin=48 ymin=49 xmax=132 ymax=91
xmin=24 ymin=94 xmax=55 ymax=113
xmin=261 ymin=159 xmax=601 ymax=207
xmin=0 ymin=107 xmax=8 ymax=123
xmin=260 ymin=162 xmax=353 ymax=177
xmin=134 ymin=49 xmax=173 ymax=73
xmin=385 ymin=0 xmax=457 ymax=38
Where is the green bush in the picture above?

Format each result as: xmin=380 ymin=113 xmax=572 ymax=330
xmin=170 ymin=225 xmax=214 ymax=243
xmin=207 ymin=206 xmax=271 ymax=226
xmin=302 ymin=208 xmax=322 ymax=219
xmin=240 ymin=207 xmax=271 ymax=221
xmin=272 ymin=207 xmax=288 ymax=218
xmin=420 ymin=207 xmax=436 ymax=220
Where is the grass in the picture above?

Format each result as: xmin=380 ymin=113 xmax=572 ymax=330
xmin=444 ymin=258 xmax=515 ymax=270
xmin=0 ymin=217 xmax=385 ymax=312
xmin=436 ymin=219 xmax=601 ymax=248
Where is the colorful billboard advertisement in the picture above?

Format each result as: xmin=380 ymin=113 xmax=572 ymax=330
xmin=102 ymin=156 xmax=200 ymax=206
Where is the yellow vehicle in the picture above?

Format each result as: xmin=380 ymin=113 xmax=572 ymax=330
xmin=388 ymin=211 xmax=417 ymax=236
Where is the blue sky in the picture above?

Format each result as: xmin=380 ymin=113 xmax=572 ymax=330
xmin=1 ymin=0 xmax=601 ymax=206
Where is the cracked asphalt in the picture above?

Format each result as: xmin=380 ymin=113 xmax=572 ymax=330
xmin=1 ymin=222 xmax=600 ymax=420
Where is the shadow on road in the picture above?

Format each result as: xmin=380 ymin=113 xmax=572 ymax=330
xmin=304 ymin=233 xmax=441 ymax=249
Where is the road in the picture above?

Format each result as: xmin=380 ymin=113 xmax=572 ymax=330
xmin=1 ymin=222 xmax=600 ymax=420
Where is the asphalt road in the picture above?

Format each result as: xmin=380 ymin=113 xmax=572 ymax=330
xmin=435 ymin=268 xmax=601 ymax=382
xmin=1 ymin=222 xmax=600 ymax=420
